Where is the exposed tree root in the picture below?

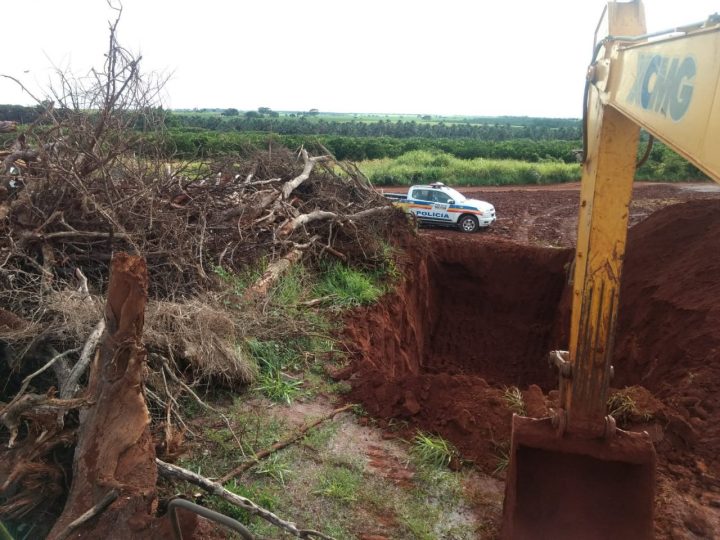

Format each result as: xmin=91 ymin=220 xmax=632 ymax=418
xmin=47 ymin=253 xmax=159 ymax=540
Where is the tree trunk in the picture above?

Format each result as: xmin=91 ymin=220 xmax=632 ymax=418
xmin=47 ymin=254 xmax=159 ymax=539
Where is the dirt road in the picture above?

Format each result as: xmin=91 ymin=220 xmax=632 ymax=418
xmin=416 ymin=182 xmax=720 ymax=247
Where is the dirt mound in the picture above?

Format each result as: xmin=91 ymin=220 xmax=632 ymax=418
xmin=614 ymin=200 xmax=720 ymax=529
xmin=616 ymin=199 xmax=720 ymax=394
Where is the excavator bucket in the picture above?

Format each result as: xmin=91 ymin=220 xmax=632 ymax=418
xmin=501 ymin=415 xmax=656 ymax=540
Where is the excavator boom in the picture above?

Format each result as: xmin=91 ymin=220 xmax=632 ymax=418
xmin=605 ymin=20 xmax=720 ymax=183
xmin=503 ymin=2 xmax=720 ymax=538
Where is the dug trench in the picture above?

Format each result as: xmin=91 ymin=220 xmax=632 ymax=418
xmin=342 ymin=199 xmax=720 ymax=538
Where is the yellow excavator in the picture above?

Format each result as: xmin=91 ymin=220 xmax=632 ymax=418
xmin=502 ymin=2 xmax=720 ymax=538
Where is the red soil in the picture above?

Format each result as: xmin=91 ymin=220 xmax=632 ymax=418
xmin=343 ymin=197 xmax=720 ymax=538
xmin=344 ymin=234 xmax=570 ymax=470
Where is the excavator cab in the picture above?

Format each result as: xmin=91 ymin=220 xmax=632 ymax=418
xmin=502 ymin=1 xmax=720 ymax=538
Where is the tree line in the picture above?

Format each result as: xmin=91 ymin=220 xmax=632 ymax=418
xmin=0 ymin=104 xmax=707 ymax=181
xmin=166 ymin=113 xmax=581 ymax=141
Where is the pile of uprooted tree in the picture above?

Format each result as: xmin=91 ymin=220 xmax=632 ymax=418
xmin=0 ymin=11 xmax=399 ymax=540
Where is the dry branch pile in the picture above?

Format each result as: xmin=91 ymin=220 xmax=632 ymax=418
xmin=0 ymin=10 xmax=400 ymax=535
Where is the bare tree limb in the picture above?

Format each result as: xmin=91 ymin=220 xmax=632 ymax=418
xmin=0 ymin=120 xmax=17 ymax=133
xmin=279 ymin=206 xmax=392 ymax=238
xmin=219 ymin=404 xmax=354 ymax=483
xmin=14 ymin=347 xmax=80 ymax=402
xmin=59 ymin=319 xmax=105 ymax=399
xmin=54 ymin=489 xmax=118 ymax=540
xmin=156 ymin=459 xmax=336 ymax=540
xmin=243 ymin=248 xmax=304 ymax=299
xmin=3 ymin=149 xmax=39 ymax=173
xmin=281 ymin=148 xmax=330 ymax=200
xmin=0 ymin=393 xmax=88 ymax=448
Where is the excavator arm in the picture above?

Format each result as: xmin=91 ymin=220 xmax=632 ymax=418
xmin=503 ymin=3 xmax=720 ymax=538
xmin=565 ymin=3 xmax=720 ymax=438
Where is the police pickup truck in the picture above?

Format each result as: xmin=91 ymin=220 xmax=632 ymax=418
xmin=384 ymin=183 xmax=496 ymax=232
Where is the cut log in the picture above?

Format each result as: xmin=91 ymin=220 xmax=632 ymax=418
xmin=243 ymin=248 xmax=304 ymax=300
xmin=47 ymin=254 xmax=162 ymax=539
xmin=0 ymin=121 xmax=17 ymax=133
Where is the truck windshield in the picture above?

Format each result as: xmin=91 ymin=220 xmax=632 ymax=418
xmin=445 ymin=188 xmax=467 ymax=202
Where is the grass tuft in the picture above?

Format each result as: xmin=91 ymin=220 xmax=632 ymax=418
xmin=314 ymin=262 xmax=383 ymax=309
xmin=493 ymin=448 xmax=510 ymax=476
xmin=252 ymin=454 xmax=291 ymax=485
xmin=411 ymin=432 xmax=457 ymax=469
xmin=313 ymin=466 xmax=362 ymax=503
xmin=608 ymin=390 xmax=652 ymax=426
xmin=256 ymin=369 xmax=303 ymax=404
xmin=502 ymin=386 xmax=526 ymax=415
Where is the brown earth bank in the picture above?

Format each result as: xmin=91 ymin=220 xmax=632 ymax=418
xmin=342 ymin=194 xmax=720 ymax=538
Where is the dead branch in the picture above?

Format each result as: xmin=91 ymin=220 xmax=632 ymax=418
xmin=156 ymin=459 xmax=336 ymax=540
xmin=281 ymin=148 xmax=330 ymax=199
xmin=13 ymin=347 xmax=80 ymax=403
xmin=54 ymin=489 xmax=118 ymax=540
xmin=0 ymin=393 xmax=88 ymax=448
xmin=244 ymin=248 xmax=304 ymax=299
xmin=3 ymin=149 xmax=39 ymax=173
xmin=279 ymin=206 xmax=392 ymax=238
xmin=279 ymin=210 xmax=337 ymax=237
xmin=59 ymin=319 xmax=105 ymax=399
xmin=20 ymin=230 xmax=132 ymax=243
xmin=219 ymin=403 xmax=353 ymax=483
xmin=0 ymin=121 xmax=17 ymax=133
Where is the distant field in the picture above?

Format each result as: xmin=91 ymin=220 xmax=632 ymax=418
xmin=358 ymin=150 xmax=580 ymax=186
xmin=171 ymin=109 xmax=582 ymax=130
xmin=0 ymin=105 xmax=706 ymax=184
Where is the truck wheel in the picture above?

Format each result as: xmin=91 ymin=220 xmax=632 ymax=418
xmin=458 ymin=215 xmax=479 ymax=233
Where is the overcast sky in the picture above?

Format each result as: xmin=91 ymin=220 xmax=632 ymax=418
xmin=2 ymin=1 xmax=718 ymax=118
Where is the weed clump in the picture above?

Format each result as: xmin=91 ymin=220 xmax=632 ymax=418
xmin=502 ymin=386 xmax=526 ymax=416
xmin=411 ymin=432 xmax=457 ymax=469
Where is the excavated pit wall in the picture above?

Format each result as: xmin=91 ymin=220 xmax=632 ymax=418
xmin=346 ymin=200 xmax=720 ymax=474
xmin=345 ymin=235 xmax=572 ymax=387
xmin=345 ymin=200 xmax=720 ymax=537
xmin=344 ymin=235 xmax=572 ymax=469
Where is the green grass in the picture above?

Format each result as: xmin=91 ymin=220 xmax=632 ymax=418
xmin=252 ymin=453 xmax=292 ymax=485
xmin=242 ymin=260 xmax=382 ymax=403
xmin=246 ymin=339 xmax=303 ymax=404
xmin=361 ymin=149 xmax=580 ymax=186
xmin=0 ymin=523 xmax=13 ymax=540
xmin=313 ymin=262 xmax=384 ymax=309
xmin=313 ymin=466 xmax=363 ymax=504
xmin=411 ymin=432 xmax=457 ymax=469
xmin=211 ymin=480 xmax=280 ymax=525
xmin=256 ymin=369 xmax=303 ymax=404
xmin=212 ymin=259 xmax=267 ymax=297
xmin=493 ymin=446 xmax=510 ymax=476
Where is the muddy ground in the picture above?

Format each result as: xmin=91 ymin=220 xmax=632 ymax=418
xmin=345 ymin=182 xmax=720 ymax=539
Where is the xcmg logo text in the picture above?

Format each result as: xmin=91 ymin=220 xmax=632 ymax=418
xmin=626 ymin=54 xmax=696 ymax=121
